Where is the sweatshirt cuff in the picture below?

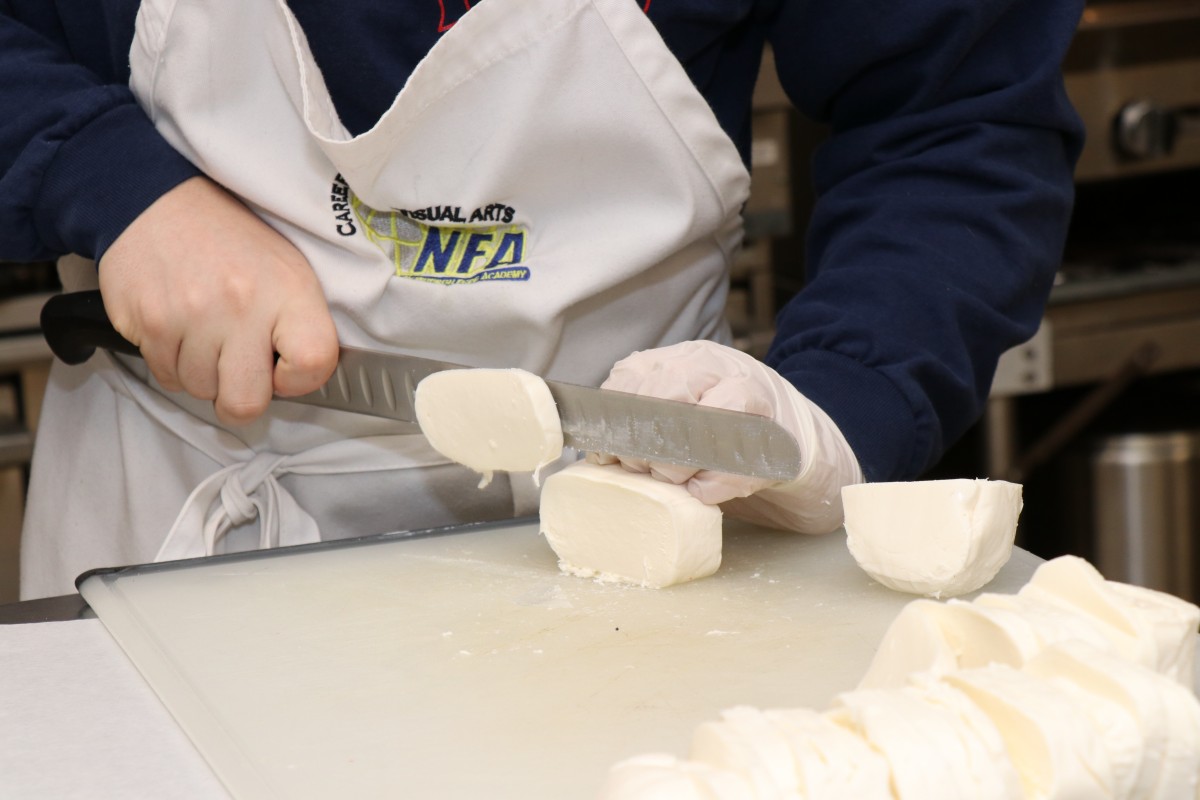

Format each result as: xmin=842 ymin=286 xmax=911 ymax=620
xmin=770 ymin=348 xmax=928 ymax=484
xmin=37 ymin=99 xmax=201 ymax=261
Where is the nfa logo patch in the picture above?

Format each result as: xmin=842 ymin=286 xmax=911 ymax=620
xmin=332 ymin=177 xmax=530 ymax=285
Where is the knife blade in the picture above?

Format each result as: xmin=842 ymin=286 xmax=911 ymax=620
xmin=40 ymin=291 xmax=802 ymax=481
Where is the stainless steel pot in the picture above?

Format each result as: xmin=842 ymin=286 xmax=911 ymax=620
xmin=1085 ymin=430 xmax=1200 ymax=601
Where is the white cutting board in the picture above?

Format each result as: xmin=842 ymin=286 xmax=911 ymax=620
xmin=80 ymin=519 xmax=1041 ymax=799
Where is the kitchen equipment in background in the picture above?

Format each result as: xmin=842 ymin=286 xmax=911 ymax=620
xmin=0 ymin=264 xmax=58 ymax=603
xmin=1067 ymin=0 xmax=1200 ymax=183
xmin=1068 ymin=430 xmax=1200 ymax=602
xmin=728 ymin=46 xmax=795 ymax=358
xmin=977 ymin=1 xmax=1200 ymax=583
xmin=1094 ymin=431 xmax=1200 ymax=600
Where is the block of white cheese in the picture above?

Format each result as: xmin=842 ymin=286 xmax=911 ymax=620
xmin=759 ymin=708 xmax=893 ymax=799
xmin=942 ymin=665 xmax=1116 ymax=800
xmin=1019 ymin=555 xmax=1200 ymax=685
xmin=842 ymin=479 xmax=1022 ymax=598
xmin=597 ymin=754 xmax=755 ymax=799
xmin=414 ymin=368 xmax=563 ymax=487
xmin=828 ymin=684 xmax=1022 ymax=800
xmin=539 ymin=461 xmax=722 ymax=588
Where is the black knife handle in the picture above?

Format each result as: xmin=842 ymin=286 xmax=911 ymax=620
xmin=40 ymin=290 xmax=142 ymax=365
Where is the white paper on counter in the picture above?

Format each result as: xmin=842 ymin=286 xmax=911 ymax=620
xmin=0 ymin=619 xmax=228 ymax=800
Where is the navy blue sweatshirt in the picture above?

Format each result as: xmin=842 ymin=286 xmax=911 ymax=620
xmin=0 ymin=0 xmax=1084 ymax=483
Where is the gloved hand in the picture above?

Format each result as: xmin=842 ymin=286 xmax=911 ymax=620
xmin=589 ymin=340 xmax=864 ymax=534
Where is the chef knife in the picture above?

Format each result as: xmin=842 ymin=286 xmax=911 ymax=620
xmin=40 ymin=290 xmax=802 ymax=481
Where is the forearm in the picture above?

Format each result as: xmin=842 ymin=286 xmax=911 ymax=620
xmin=767 ymin=0 xmax=1085 ymax=482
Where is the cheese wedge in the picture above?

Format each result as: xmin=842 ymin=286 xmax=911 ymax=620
xmin=539 ymin=461 xmax=722 ymax=588
xmin=842 ymin=479 xmax=1022 ymax=598
xmin=414 ymin=367 xmax=563 ymax=487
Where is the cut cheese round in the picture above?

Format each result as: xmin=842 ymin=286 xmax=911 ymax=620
xmin=972 ymin=592 xmax=1120 ymax=660
xmin=1106 ymin=581 xmax=1200 ymax=687
xmin=857 ymin=598 xmax=1031 ymax=690
xmin=598 ymin=754 xmax=756 ymax=799
xmin=1019 ymin=555 xmax=1200 ymax=685
xmin=539 ymin=461 xmax=722 ymax=588
xmin=414 ymin=368 xmax=563 ymax=487
xmin=689 ymin=706 xmax=798 ymax=796
xmin=760 ymin=708 xmax=893 ymax=799
xmin=942 ymin=665 xmax=1116 ymax=799
xmin=904 ymin=673 xmax=1024 ymax=800
xmin=1024 ymin=642 xmax=1168 ymax=800
xmin=842 ymin=479 xmax=1022 ymax=598
xmin=828 ymin=684 xmax=1022 ymax=800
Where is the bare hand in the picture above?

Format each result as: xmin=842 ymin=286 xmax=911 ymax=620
xmin=98 ymin=176 xmax=339 ymax=425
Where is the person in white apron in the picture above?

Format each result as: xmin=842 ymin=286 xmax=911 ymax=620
xmin=12 ymin=0 xmax=857 ymax=598
xmin=3 ymin=0 xmax=1085 ymax=600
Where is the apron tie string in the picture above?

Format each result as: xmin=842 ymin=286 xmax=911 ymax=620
xmin=156 ymin=450 xmax=322 ymax=563
xmin=218 ymin=451 xmax=280 ymax=527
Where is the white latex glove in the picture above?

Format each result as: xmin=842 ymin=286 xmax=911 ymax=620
xmin=99 ymin=176 xmax=339 ymax=426
xmin=590 ymin=340 xmax=864 ymax=534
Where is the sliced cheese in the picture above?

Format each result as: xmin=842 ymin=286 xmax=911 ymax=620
xmin=942 ymin=665 xmax=1116 ymax=800
xmin=759 ymin=707 xmax=893 ymax=799
xmin=539 ymin=461 xmax=722 ymax=588
xmin=904 ymin=673 xmax=1024 ymax=800
xmin=1024 ymin=642 xmax=1169 ymax=800
xmin=842 ymin=479 xmax=1022 ymax=598
xmin=598 ymin=754 xmax=756 ymax=800
xmin=857 ymin=598 xmax=1030 ymax=690
xmin=972 ymin=592 xmax=1120 ymax=659
xmin=829 ymin=684 xmax=1022 ymax=800
xmin=1019 ymin=555 xmax=1200 ymax=683
xmin=689 ymin=706 xmax=797 ymax=797
xmin=1105 ymin=580 xmax=1200 ymax=687
xmin=414 ymin=368 xmax=563 ymax=487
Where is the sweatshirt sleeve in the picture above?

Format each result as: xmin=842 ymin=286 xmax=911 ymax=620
xmin=0 ymin=2 xmax=200 ymax=262
xmin=764 ymin=0 xmax=1085 ymax=482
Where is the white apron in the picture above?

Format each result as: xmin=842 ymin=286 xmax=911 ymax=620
xmin=20 ymin=0 xmax=750 ymax=598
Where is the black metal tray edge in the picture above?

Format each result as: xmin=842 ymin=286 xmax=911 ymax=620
xmin=73 ymin=514 xmax=542 ymax=590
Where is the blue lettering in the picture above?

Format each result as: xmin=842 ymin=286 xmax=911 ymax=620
xmin=413 ymin=227 xmax=461 ymax=274
xmin=485 ymin=231 xmax=525 ymax=268
xmin=458 ymin=231 xmax=496 ymax=274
